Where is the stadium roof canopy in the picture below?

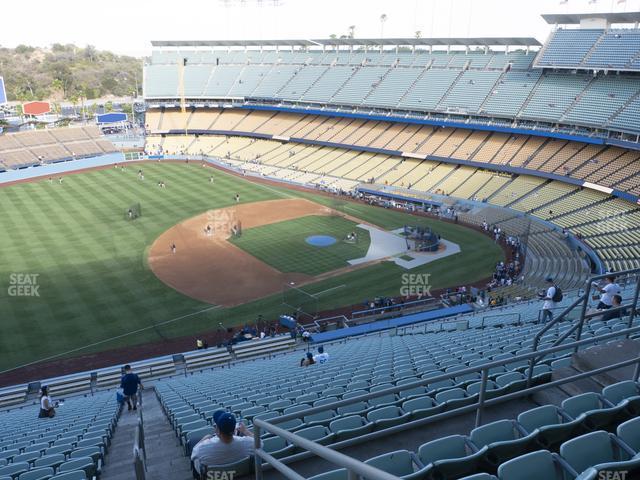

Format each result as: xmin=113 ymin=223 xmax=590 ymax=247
xmin=541 ymin=12 xmax=640 ymax=24
xmin=151 ymin=37 xmax=541 ymax=48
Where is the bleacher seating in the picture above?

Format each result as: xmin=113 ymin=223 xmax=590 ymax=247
xmin=536 ymin=29 xmax=604 ymax=66
xmin=148 ymin=109 xmax=640 ymax=198
xmin=0 ymin=392 xmax=119 ymax=479
xmin=145 ymin=44 xmax=640 ymax=136
xmin=538 ymin=27 xmax=640 ymax=71
xmin=0 ymin=127 xmax=115 ymax=170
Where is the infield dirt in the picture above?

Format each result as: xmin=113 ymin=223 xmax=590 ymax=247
xmin=148 ymin=198 xmax=361 ymax=306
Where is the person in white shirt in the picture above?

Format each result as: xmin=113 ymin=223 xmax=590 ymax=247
xmin=541 ymin=277 xmax=557 ymax=323
xmin=313 ymin=346 xmax=330 ymax=364
xmin=593 ymin=276 xmax=621 ymax=310
xmin=38 ymin=386 xmax=58 ymax=418
xmin=191 ymin=411 xmax=256 ymax=474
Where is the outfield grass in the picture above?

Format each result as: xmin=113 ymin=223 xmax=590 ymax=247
xmin=0 ymin=162 xmax=503 ymax=372
xmin=230 ymin=215 xmax=370 ymax=275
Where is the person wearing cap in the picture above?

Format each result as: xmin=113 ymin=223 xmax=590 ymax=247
xmin=191 ymin=409 xmax=256 ymax=473
xmin=300 ymin=352 xmax=315 ymax=367
xmin=313 ymin=346 xmax=329 ymax=364
xmin=540 ymin=277 xmax=557 ymax=323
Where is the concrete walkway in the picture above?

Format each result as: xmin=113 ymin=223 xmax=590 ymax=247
xmin=348 ymin=224 xmax=461 ymax=269
xmin=348 ymin=224 xmax=409 ymax=266
xmin=101 ymin=389 xmax=193 ymax=480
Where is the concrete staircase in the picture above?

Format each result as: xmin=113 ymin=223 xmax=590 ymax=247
xmin=101 ymin=389 xmax=193 ymax=480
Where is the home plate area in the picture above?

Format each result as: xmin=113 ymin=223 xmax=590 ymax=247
xmin=347 ymin=225 xmax=461 ymax=269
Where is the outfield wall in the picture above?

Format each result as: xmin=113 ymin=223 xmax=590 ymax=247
xmin=0 ymin=152 xmax=126 ymax=185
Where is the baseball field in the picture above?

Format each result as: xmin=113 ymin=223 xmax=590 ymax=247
xmin=0 ymin=162 xmax=503 ymax=373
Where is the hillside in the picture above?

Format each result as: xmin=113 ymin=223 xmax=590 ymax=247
xmin=0 ymin=44 xmax=141 ymax=102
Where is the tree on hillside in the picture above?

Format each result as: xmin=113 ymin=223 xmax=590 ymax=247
xmin=0 ymin=44 xmax=141 ymax=102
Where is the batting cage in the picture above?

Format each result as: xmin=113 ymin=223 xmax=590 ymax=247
xmin=125 ymin=203 xmax=142 ymax=220
xmin=282 ymin=284 xmax=319 ymax=319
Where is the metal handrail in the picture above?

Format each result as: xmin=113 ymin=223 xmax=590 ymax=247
xmin=526 ymin=268 xmax=640 ymax=386
xmin=253 ymin=420 xmax=400 ymax=480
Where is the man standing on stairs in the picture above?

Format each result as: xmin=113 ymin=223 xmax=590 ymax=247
xmin=540 ymin=277 xmax=559 ymax=323
xmin=120 ymin=365 xmax=143 ymax=411
xmin=191 ymin=410 xmax=256 ymax=474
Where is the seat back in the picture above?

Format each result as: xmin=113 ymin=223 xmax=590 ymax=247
xmin=561 ymin=393 xmax=600 ymax=419
xmin=295 ymin=426 xmax=329 ymax=442
xmin=262 ymin=436 xmax=287 ymax=453
xmin=560 ymin=431 xmax=615 ymax=475
xmin=435 ymin=388 xmax=466 ymax=403
xmin=364 ymin=450 xmax=414 ymax=476
xmin=617 ymin=417 xmax=640 ymax=452
xmin=602 ymin=381 xmax=638 ymax=405
xmin=329 ymin=415 xmax=364 ymax=432
xmin=497 ymin=450 xmax=560 ymax=480
xmin=367 ymin=406 xmax=400 ymax=423
xmin=58 ymin=457 xmax=94 ymax=475
xmin=0 ymin=462 xmax=29 ymax=478
xmin=517 ymin=405 xmax=561 ymax=433
xmin=19 ymin=467 xmax=55 ymax=480
xmin=402 ymin=396 xmax=435 ymax=412
xmin=50 ymin=472 xmax=87 ymax=480
xmin=470 ymin=419 xmax=515 ymax=447
xmin=418 ymin=435 xmax=468 ymax=465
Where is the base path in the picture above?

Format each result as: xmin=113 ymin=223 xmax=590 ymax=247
xmin=148 ymin=198 xmax=335 ymax=306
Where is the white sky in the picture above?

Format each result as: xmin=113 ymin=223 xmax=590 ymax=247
xmin=2 ymin=0 xmax=640 ymax=57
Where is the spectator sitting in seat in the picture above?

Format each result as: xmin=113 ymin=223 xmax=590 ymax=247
xmin=603 ymin=294 xmax=625 ymax=322
xmin=38 ymin=386 xmax=58 ymax=418
xmin=191 ymin=410 xmax=256 ymax=474
xmin=313 ymin=346 xmax=330 ymax=364
xmin=300 ymin=352 xmax=315 ymax=367
xmin=593 ymin=276 xmax=621 ymax=310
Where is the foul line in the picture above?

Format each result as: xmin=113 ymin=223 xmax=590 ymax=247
xmin=0 ymin=305 xmax=221 ymax=376
xmin=313 ymin=284 xmax=347 ymax=297
xmin=252 ymin=180 xmax=297 ymax=199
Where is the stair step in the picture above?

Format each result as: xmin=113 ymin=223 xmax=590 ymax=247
xmin=101 ymin=390 xmax=192 ymax=480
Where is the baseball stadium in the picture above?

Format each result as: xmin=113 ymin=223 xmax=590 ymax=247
xmin=1 ymin=2 xmax=640 ymax=480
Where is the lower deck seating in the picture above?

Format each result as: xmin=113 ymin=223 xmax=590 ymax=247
xmin=0 ymin=127 xmax=115 ymax=170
